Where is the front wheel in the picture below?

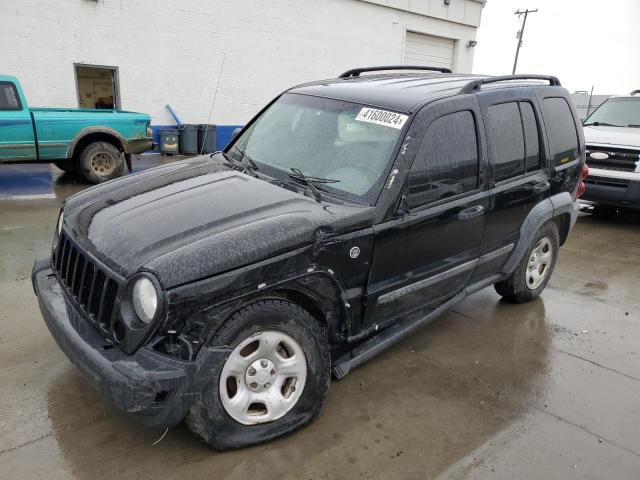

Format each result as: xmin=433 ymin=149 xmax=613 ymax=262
xmin=186 ymin=299 xmax=330 ymax=450
xmin=78 ymin=141 xmax=125 ymax=183
xmin=495 ymin=221 xmax=560 ymax=303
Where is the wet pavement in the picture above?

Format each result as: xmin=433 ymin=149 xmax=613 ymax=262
xmin=1 ymin=157 xmax=640 ymax=479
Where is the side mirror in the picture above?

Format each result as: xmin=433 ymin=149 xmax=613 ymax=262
xmin=231 ymin=127 xmax=242 ymax=140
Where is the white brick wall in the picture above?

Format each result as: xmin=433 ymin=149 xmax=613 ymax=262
xmin=0 ymin=0 xmax=482 ymax=125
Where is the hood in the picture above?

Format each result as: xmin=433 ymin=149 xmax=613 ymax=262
xmin=583 ymin=125 xmax=640 ymax=149
xmin=63 ymin=156 xmax=374 ymax=287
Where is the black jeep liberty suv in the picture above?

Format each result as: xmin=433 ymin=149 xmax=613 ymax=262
xmin=32 ymin=66 xmax=588 ymax=450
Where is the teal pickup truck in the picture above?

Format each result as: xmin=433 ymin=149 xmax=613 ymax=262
xmin=0 ymin=75 xmax=152 ymax=183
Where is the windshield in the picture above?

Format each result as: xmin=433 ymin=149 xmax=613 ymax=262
xmin=227 ymin=93 xmax=407 ymax=203
xmin=584 ymin=97 xmax=640 ymax=127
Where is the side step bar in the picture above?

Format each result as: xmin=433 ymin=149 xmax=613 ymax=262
xmin=331 ymin=291 xmax=465 ymax=379
xmin=331 ymin=273 xmax=505 ymax=379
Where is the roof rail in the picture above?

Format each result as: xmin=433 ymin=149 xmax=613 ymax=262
xmin=631 ymin=90 xmax=640 ymax=95
xmin=339 ymin=65 xmax=452 ymax=78
xmin=460 ymin=74 xmax=561 ymax=94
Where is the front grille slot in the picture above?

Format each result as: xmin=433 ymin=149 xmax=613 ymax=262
xmin=586 ymin=146 xmax=640 ymax=172
xmin=53 ymin=232 xmax=119 ymax=335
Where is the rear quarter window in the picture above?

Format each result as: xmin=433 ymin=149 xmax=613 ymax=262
xmin=0 ymin=82 xmax=22 ymax=111
xmin=541 ymin=97 xmax=579 ymax=167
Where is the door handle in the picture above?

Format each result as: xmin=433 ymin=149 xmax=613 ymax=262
xmin=533 ymin=181 xmax=551 ymax=193
xmin=457 ymin=205 xmax=484 ymax=221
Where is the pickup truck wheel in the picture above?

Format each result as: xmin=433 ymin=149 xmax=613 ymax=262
xmin=494 ymin=221 xmax=559 ymax=303
xmin=78 ymin=141 xmax=125 ymax=183
xmin=186 ymin=299 xmax=330 ymax=450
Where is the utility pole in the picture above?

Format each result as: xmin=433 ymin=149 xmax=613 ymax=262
xmin=512 ymin=8 xmax=538 ymax=74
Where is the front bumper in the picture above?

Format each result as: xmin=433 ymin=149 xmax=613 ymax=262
xmin=583 ymin=172 xmax=640 ymax=211
xmin=32 ymin=257 xmax=227 ymax=428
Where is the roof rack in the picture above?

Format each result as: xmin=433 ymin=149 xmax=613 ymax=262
xmin=631 ymin=90 xmax=640 ymax=95
xmin=339 ymin=65 xmax=452 ymax=78
xmin=460 ymin=74 xmax=561 ymax=94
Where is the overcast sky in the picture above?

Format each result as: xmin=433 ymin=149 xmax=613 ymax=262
xmin=472 ymin=0 xmax=640 ymax=95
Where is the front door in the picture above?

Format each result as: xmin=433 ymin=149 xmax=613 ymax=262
xmin=364 ymin=95 xmax=489 ymax=329
xmin=0 ymin=81 xmax=36 ymax=161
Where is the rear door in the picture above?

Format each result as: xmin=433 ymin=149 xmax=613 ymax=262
xmin=364 ymin=95 xmax=489 ymax=329
xmin=471 ymin=89 xmax=550 ymax=280
xmin=0 ymin=81 xmax=36 ymax=161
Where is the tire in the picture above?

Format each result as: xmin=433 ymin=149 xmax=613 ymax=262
xmin=186 ymin=299 xmax=330 ymax=450
xmin=494 ymin=221 xmax=560 ymax=303
xmin=55 ymin=160 xmax=78 ymax=173
xmin=78 ymin=141 xmax=125 ymax=184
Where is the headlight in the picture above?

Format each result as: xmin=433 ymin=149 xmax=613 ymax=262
xmin=132 ymin=277 xmax=158 ymax=324
xmin=57 ymin=210 xmax=64 ymax=235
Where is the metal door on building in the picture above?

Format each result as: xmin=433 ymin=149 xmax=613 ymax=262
xmin=403 ymin=31 xmax=454 ymax=71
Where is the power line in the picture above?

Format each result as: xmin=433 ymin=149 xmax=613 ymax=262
xmin=512 ymin=8 xmax=538 ymax=74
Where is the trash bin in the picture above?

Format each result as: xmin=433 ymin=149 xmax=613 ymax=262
xmin=179 ymin=124 xmax=199 ymax=155
xmin=198 ymin=124 xmax=217 ymax=154
xmin=159 ymin=128 xmax=180 ymax=155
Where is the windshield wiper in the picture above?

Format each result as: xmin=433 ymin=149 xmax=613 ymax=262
xmin=288 ymin=168 xmax=339 ymax=203
xmin=220 ymin=150 xmax=259 ymax=177
xmin=583 ymin=121 xmax=624 ymax=127
xmin=627 ymin=124 xmax=640 ymax=128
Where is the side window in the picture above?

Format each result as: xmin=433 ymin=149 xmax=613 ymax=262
xmin=487 ymin=101 xmax=542 ymax=182
xmin=520 ymin=102 xmax=541 ymax=171
xmin=541 ymin=97 xmax=579 ymax=167
xmin=407 ymin=110 xmax=479 ymax=208
xmin=487 ymin=102 xmax=525 ymax=182
xmin=0 ymin=83 xmax=22 ymax=111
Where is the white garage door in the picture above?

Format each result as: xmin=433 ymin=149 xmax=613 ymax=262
xmin=403 ymin=31 xmax=454 ymax=71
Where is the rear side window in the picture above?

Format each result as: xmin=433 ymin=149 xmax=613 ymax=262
xmin=487 ymin=101 xmax=541 ymax=182
xmin=488 ymin=103 xmax=525 ymax=181
xmin=541 ymin=97 xmax=579 ymax=167
xmin=0 ymin=82 xmax=22 ymax=111
xmin=407 ymin=110 xmax=479 ymax=208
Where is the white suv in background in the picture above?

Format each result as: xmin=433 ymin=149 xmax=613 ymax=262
xmin=582 ymin=92 xmax=640 ymax=214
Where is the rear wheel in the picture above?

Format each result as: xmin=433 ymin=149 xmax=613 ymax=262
xmin=78 ymin=141 xmax=125 ymax=183
xmin=495 ymin=222 xmax=559 ymax=303
xmin=186 ymin=299 xmax=330 ymax=450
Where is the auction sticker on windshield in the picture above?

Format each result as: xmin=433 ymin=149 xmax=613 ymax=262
xmin=356 ymin=108 xmax=408 ymax=129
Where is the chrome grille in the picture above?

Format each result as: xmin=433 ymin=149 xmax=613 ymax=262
xmin=586 ymin=146 xmax=640 ymax=172
xmin=53 ymin=232 xmax=119 ymax=333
